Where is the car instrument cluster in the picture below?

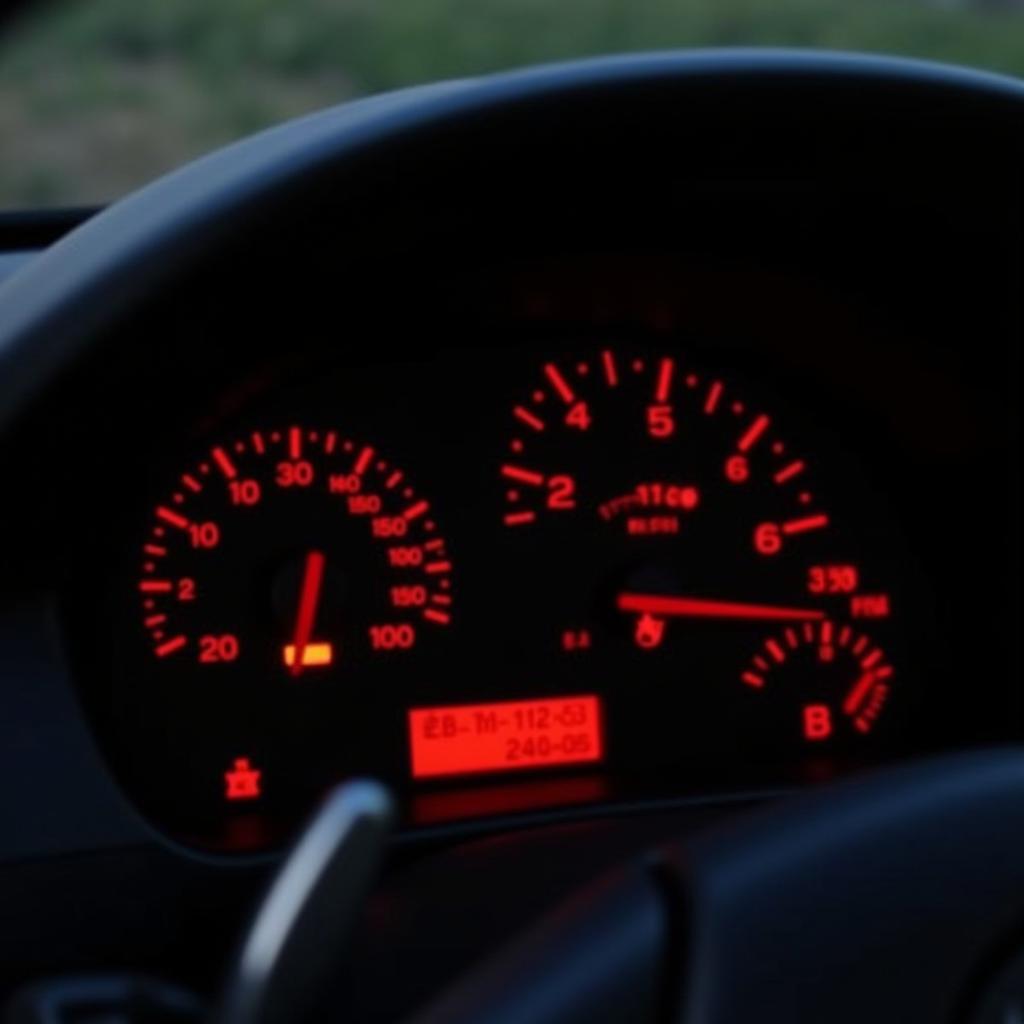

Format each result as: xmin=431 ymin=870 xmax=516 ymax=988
xmin=65 ymin=328 xmax=939 ymax=853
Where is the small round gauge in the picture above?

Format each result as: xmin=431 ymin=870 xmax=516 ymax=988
xmin=741 ymin=620 xmax=893 ymax=745
xmin=115 ymin=425 xmax=454 ymax=846
xmin=496 ymin=349 xmax=901 ymax=762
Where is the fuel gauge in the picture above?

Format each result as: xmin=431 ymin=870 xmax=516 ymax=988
xmin=741 ymin=620 xmax=893 ymax=746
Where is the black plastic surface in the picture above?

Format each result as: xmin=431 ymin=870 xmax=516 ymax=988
xmin=1 ymin=51 xmax=1022 ymax=431
xmin=409 ymin=866 xmax=670 ymax=1024
xmin=672 ymin=749 xmax=1024 ymax=1022
xmin=396 ymin=751 xmax=1024 ymax=1024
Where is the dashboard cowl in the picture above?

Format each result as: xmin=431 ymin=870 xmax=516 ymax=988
xmin=1 ymin=49 xmax=1023 ymax=429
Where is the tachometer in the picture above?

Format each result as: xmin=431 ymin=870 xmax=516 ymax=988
xmin=498 ymin=350 xmax=899 ymax=754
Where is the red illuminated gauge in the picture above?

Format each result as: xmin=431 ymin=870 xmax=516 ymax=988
xmin=741 ymin=620 xmax=893 ymax=744
xmin=498 ymin=349 xmax=900 ymax=757
xmin=121 ymin=425 xmax=454 ymax=845
xmin=140 ymin=427 xmax=452 ymax=663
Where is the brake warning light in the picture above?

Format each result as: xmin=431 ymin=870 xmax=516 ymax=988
xmin=408 ymin=695 xmax=604 ymax=779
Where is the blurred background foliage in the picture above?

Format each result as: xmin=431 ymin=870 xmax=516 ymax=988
xmin=0 ymin=0 xmax=1022 ymax=207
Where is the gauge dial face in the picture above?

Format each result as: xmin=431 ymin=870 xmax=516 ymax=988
xmin=743 ymin=619 xmax=893 ymax=742
xmin=124 ymin=426 xmax=453 ymax=844
xmin=497 ymin=350 xmax=899 ymax=755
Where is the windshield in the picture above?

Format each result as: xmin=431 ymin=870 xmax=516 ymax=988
xmin=1 ymin=0 xmax=1022 ymax=208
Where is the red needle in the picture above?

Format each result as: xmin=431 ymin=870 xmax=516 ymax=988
xmin=843 ymin=672 xmax=877 ymax=716
xmin=290 ymin=550 xmax=326 ymax=677
xmin=617 ymin=592 xmax=825 ymax=622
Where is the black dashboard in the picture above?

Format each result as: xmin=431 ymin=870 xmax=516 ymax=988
xmin=60 ymin=227 xmax=1020 ymax=851
xmin=0 ymin=51 xmax=1020 ymax=1017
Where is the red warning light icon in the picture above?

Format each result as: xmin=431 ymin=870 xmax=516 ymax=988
xmin=634 ymin=613 xmax=666 ymax=649
xmin=225 ymin=757 xmax=262 ymax=801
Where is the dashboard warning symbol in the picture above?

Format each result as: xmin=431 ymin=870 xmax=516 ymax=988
xmin=225 ymin=757 xmax=261 ymax=801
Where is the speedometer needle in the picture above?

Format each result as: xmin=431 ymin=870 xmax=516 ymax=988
xmin=290 ymin=550 xmax=326 ymax=677
xmin=616 ymin=592 xmax=825 ymax=622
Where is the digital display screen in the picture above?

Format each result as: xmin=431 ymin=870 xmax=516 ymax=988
xmin=408 ymin=695 xmax=604 ymax=779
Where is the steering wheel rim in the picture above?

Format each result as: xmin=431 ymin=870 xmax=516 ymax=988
xmin=406 ymin=750 xmax=1024 ymax=1024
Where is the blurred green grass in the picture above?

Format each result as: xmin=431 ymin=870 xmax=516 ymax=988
xmin=0 ymin=0 xmax=1022 ymax=207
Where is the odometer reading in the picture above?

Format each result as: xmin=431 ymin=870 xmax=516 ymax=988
xmin=408 ymin=696 xmax=604 ymax=779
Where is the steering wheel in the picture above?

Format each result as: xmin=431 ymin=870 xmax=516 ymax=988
xmin=1 ymin=52 xmax=1021 ymax=1024
xmin=404 ymin=749 xmax=1024 ymax=1023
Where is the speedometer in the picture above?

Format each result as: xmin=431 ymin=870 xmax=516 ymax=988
xmin=112 ymin=425 xmax=454 ymax=847
xmin=498 ymin=349 xmax=898 ymax=753
xmin=139 ymin=427 xmax=452 ymax=667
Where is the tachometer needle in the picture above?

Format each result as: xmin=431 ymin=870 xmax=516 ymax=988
xmin=290 ymin=550 xmax=326 ymax=677
xmin=616 ymin=592 xmax=825 ymax=622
